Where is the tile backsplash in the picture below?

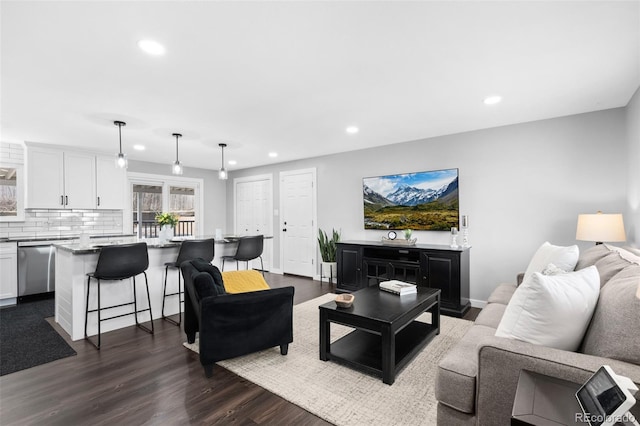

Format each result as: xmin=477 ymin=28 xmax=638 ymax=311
xmin=0 ymin=209 xmax=125 ymax=239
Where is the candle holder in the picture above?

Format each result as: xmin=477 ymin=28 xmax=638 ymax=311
xmin=450 ymin=227 xmax=459 ymax=248
xmin=461 ymin=215 xmax=470 ymax=248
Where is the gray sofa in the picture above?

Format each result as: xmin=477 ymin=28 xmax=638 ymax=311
xmin=435 ymin=244 xmax=640 ymax=425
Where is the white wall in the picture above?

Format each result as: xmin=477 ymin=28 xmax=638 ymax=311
xmin=625 ymin=87 xmax=640 ymax=246
xmin=227 ymin=108 xmax=628 ymax=303
xmin=128 ymin=160 xmax=226 ymax=236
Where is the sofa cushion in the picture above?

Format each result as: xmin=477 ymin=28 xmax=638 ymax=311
xmin=523 ymin=241 xmax=579 ymax=282
xmin=436 ymin=324 xmax=497 ymax=413
xmin=192 ymin=271 xmax=226 ymax=300
xmin=593 ymin=252 xmax=637 ymax=287
xmin=474 ymin=303 xmax=507 ymax=329
xmin=487 ymin=283 xmax=517 ymax=305
xmin=580 ymin=265 xmax=640 ymax=365
xmin=495 ymin=266 xmax=600 ymax=351
xmin=575 ymin=244 xmax=611 ymax=270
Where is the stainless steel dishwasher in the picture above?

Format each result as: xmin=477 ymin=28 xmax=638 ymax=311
xmin=17 ymin=239 xmax=74 ymax=300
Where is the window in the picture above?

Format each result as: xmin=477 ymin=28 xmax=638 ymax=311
xmin=0 ymin=166 xmax=24 ymax=222
xmin=128 ymin=173 xmax=203 ymax=239
xmin=170 ymin=186 xmax=196 ymax=236
xmin=132 ymin=184 xmax=163 ymax=238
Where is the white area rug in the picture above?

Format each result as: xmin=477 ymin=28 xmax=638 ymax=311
xmin=183 ymin=293 xmax=473 ymax=426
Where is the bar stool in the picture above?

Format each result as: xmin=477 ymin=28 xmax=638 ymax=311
xmin=162 ymin=238 xmax=214 ymax=326
xmin=221 ymin=235 xmax=264 ymax=276
xmin=84 ymin=242 xmax=154 ymax=350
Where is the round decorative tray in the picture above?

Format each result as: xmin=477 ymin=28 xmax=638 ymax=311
xmin=335 ymin=294 xmax=355 ymax=308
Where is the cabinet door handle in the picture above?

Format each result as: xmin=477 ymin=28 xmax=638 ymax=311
xmin=65 ymin=195 xmax=69 ymax=205
xmin=60 ymin=195 xmax=64 ymax=206
xmin=97 ymin=196 xmax=100 ymax=206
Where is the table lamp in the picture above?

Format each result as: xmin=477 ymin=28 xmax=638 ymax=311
xmin=576 ymin=211 xmax=626 ymax=245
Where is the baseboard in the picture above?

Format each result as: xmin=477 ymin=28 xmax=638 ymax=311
xmin=469 ymin=298 xmax=487 ymax=309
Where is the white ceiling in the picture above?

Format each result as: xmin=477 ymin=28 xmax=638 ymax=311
xmin=1 ymin=1 xmax=639 ymax=172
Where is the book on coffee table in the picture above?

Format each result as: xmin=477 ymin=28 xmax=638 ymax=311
xmin=379 ymin=280 xmax=417 ymax=295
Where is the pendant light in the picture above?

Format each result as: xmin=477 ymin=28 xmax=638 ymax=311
xmin=172 ymin=133 xmax=183 ymax=175
xmin=218 ymin=143 xmax=228 ymax=180
xmin=114 ymin=121 xmax=128 ymax=169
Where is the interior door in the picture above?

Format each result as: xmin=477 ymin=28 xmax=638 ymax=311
xmin=281 ymin=169 xmax=316 ymax=277
xmin=234 ymin=176 xmax=272 ymax=271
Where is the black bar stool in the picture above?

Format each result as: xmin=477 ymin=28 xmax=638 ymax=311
xmin=162 ymin=238 xmax=214 ymax=326
xmin=221 ymin=235 xmax=264 ymax=276
xmin=84 ymin=242 xmax=154 ymax=350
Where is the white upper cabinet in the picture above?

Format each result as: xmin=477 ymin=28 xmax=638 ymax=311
xmin=25 ymin=146 xmax=65 ymax=208
xmin=63 ymin=151 xmax=96 ymax=209
xmin=96 ymin=155 xmax=125 ymax=210
xmin=25 ymin=145 xmax=124 ymax=210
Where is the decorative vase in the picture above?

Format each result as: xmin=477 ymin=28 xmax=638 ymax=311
xmin=159 ymin=225 xmax=174 ymax=242
xmin=321 ymin=262 xmax=337 ymax=283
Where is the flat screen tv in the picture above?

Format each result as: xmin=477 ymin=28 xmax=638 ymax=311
xmin=363 ymin=168 xmax=459 ymax=231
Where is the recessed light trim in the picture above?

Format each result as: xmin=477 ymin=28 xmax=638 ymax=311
xmin=483 ymin=95 xmax=502 ymax=105
xmin=268 ymin=152 xmax=278 ymax=158
xmin=228 ymin=160 xmax=237 ymax=165
xmin=133 ymin=144 xmax=145 ymax=151
xmin=138 ymin=39 xmax=166 ymax=56
xmin=346 ymin=126 xmax=359 ymax=134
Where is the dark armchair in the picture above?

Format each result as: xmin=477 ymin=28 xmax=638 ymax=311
xmin=181 ymin=259 xmax=294 ymax=377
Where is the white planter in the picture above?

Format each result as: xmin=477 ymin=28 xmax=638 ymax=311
xmin=159 ymin=225 xmax=174 ymax=242
xmin=321 ymin=262 xmax=337 ymax=282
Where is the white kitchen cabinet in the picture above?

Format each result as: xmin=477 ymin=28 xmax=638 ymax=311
xmin=26 ymin=145 xmax=99 ymax=209
xmin=96 ymin=155 xmax=125 ymax=210
xmin=64 ymin=151 xmax=96 ymax=209
xmin=25 ymin=146 xmax=65 ymax=208
xmin=0 ymin=243 xmax=18 ymax=303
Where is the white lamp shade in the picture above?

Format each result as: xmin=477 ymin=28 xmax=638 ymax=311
xmin=576 ymin=213 xmax=626 ymax=243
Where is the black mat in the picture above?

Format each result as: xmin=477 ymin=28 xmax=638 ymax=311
xmin=0 ymin=298 xmax=76 ymax=376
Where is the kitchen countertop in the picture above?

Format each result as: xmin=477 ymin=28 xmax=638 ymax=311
xmin=5 ymin=234 xmax=136 ymax=243
xmin=55 ymin=238 xmax=180 ymax=254
xmin=54 ymin=235 xmax=273 ymax=254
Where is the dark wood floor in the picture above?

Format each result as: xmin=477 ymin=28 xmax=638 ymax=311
xmin=0 ymin=274 xmax=480 ymax=425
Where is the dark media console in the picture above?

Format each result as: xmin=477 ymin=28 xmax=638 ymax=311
xmin=336 ymin=240 xmax=471 ymax=317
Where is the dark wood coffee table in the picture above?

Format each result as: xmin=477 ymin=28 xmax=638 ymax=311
xmin=319 ymin=286 xmax=441 ymax=385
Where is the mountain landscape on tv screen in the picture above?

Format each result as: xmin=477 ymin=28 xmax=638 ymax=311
xmin=363 ymin=172 xmax=459 ymax=231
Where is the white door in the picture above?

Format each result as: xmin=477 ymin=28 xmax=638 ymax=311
xmin=234 ymin=175 xmax=272 ymax=271
xmin=280 ymin=169 xmax=316 ymax=277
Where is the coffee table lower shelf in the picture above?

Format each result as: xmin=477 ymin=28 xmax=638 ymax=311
xmin=327 ymin=321 xmax=438 ymax=382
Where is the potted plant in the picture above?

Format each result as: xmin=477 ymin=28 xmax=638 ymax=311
xmin=156 ymin=212 xmax=179 ymax=242
xmin=318 ymin=228 xmax=340 ymax=282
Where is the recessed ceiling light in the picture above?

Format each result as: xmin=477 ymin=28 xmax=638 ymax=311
xmin=133 ymin=144 xmax=145 ymax=151
xmin=137 ymin=39 xmax=166 ymax=56
xmin=346 ymin=126 xmax=359 ymax=134
xmin=483 ymin=95 xmax=502 ymax=105
xmin=228 ymin=160 xmax=237 ymax=165
xmin=268 ymin=152 xmax=278 ymax=158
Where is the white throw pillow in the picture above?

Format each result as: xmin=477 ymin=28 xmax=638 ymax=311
xmin=523 ymin=241 xmax=579 ymax=282
xmin=495 ymin=266 xmax=600 ymax=351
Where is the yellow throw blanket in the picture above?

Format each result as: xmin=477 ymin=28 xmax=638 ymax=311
xmin=221 ymin=270 xmax=270 ymax=293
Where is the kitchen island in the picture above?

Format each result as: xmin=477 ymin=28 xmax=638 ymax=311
xmin=54 ymin=237 xmax=242 ymax=341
